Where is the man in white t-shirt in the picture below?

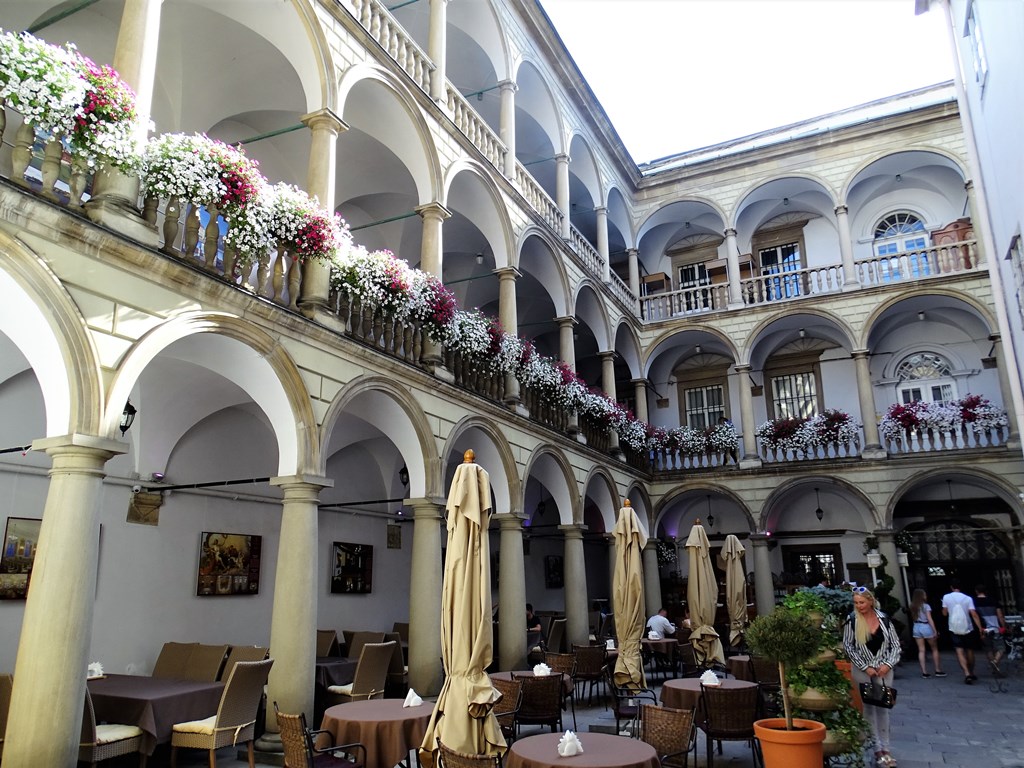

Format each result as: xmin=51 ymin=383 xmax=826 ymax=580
xmin=942 ymin=579 xmax=983 ymax=684
xmin=646 ymin=608 xmax=676 ymax=640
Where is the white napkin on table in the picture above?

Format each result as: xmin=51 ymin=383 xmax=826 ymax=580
xmin=533 ymin=663 xmax=552 ymax=676
xmin=648 ymin=630 xmax=660 ymax=640
xmin=605 ymin=638 xmax=615 ymax=649
xmin=557 ymin=730 xmax=583 ymax=757
xmin=87 ymin=662 xmax=104 ymax=678
xmin=403 ymin=688 xmax=423 ymax=707
xmin=699 ymin=669 xmax=721 ymax=686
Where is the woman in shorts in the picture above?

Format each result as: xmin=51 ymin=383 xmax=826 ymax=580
xmin=909 ymin=589 xmax=945 ymax=677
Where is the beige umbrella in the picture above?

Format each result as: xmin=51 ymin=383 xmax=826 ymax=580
xmin=722 ymin=534 xmax=747 ymax=648
xmin=612 ymin=499 xmax=647 ymax=689
xmin=684 ymin=520 xmax=725 ymax=665
xmin=420 ymin=450 xmax=504 ymax=766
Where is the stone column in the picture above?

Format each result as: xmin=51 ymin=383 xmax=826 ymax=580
xmin=749 ymin=533 xmax=775 ymax=618
xmin=415 ymin=203 xmax=452 ymax=374
xmin=427 ymin=0 xmax=448 ymax=103
xmin=835 ymin=205 xmax=860 ymax=289
xmin=990 ymin=334 xmax=1021 ymax=447
xmin=596 ymin=206 xmax=610 ymax=282
xmin=84 ymin=0 xmax=162 ymax=245
xmin=875 ymin=529 xmax=903 ymax=610
xmin=408 ymin=498 xmax=445 ymax=695
xmin=258 ymin=475 xmax=331 ymax=753
xmin=632 ymin=378 xmax=649 ymax=424
xmin=626 ymin=247 xmax=640 ymax=315
xmin=497 ymin=513 xmax=527 ymax=670
xmin=297 ymin=109 xmax=347 ymax=319
xmin=5 ymin=435 xmax=123 ymax=768
xmin=600 ymin=351 xmax=621 ymax=454
xmin=555 ymin=154 xmax=571 ymax=239
xmin=560 ymin=524 xmax=589 ymax=649
xmin=642 ymin=540 xmax=662 ymax=618
xmin=499 ymin=80 xmax=518 ymax=178
xmin=724 ymin=228 xmax=743 ymax=307
xmin=735 ymin=363 xmax=760 ymax=466
xmin=496 ymin=267 xmax=523 ymax=410
xmin=853 ymin=349 xmax=886 ymax=458
xmin=557 ymin=316 xmax=580 ymax=436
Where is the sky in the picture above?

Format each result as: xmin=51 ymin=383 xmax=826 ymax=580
xmin=538 ymin=0 xmax=957 ymax=164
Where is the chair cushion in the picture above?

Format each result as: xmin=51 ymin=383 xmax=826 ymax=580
xmin=173 ymin=715 xmax=216 ymax=734
xmin=95 ymin=724 xmax=143 ymax=744
xmin=327 ymin=683 xmax=353 ymax=695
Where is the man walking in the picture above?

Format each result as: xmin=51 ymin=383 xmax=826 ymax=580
xmin=942 ymin=579 xmax=984 ymax=684
xmin=974 ymin=584 xmax=1007 ymax=677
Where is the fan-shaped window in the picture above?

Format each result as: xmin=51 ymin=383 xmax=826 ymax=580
xmin=873 ymin=212 xmax=930 ymax=281
xmin=895 ymin=352 xmax=956 ymax=403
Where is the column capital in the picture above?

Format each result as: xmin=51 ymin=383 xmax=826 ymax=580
xmin=558 ymin=523 xmax=587 ymax=539
xmin=834 ymin=204 xmax=849 ymax=216
xmin=851 ymin=348 xmax=870 ymax=360
xmin=496 ymin=512 xmax=527 ymax=530
xmin=989 ymin=332 xmax=1002 ymax=343
xmin=406 ymin=497 xmax=446 ymax=519
xmin=598 ymin=350 xmax=616 ymax=361
xmin=631 ymin=377 xmax=649 ymax=386
xmin=748 ymin=533 xmax=771 ymax=546
xmin=414 ymin=202 xmax=452 ymax=222
xmin=874 ymin=528 xmax=896 ymax=541
xmin=499 ymin=79 xmax=518 ymax=94
xmin=494 ymin=266 xmax=522 ymax=281
xmin=964 ymin=179 xmax=975 ymax=192
xmin=555 ymin=315 xmax=578 ymax=329
xmin=594 ymin=205 xmax=607 ymax=215
xmin=555 ymin=153 xmax=571 ymax=164
xmin=270 ymin=474 xmax=333 ymax=491
xmin=301 ymin=108 xmax=348 ymax=135
xmin=32 ymin=433 xmax=126 ymax=458
xmin=626 ymin=247 xmax=638 ymax=256
xmin=723 ymin=228 xmax=737 ymax=238
xmin=733 ymin=362 xmax=752 ymax=374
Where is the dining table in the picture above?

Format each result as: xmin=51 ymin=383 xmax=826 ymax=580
xmin=726 ymin=654 xmax=753 ymax=681
xmin=314 ymin=656 xmax=358 ymax=721
xmin=660 ymin=676 xmax=757 ymax=711
xmin=318 ymin=698 xmax=432 ymax=768
xmin=505 ymin=732 xmax=659 ymax=768
xmin=86 ymin=673 xmax=224 ymax=755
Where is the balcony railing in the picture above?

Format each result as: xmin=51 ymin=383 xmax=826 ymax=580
xmin=883 ymin=423 xmax=1010 ymax=454
xmin=346 ymin=0 xmax=433 ymax=93
xmin=650 ymin=448 xmax=734 ymax=472
xmin=568 ymin=224 xmax=604 ymax=278
xmin=445 ymin=84 xmax=507 ymax=172
xmin=757 ymin=434 xmax=861 ymax=464
xmin=642 ymin=283 xmax=729 ymax=320
xmin=741 ymin=263 xmax=844 ymax=305
xmin=514 ymin=162 xmax=562 ymax=232
xmin=855 ymin=241 xmax=982 ymax=285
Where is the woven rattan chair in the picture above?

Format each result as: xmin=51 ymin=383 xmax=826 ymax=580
xmin=490 ymin=676 xmax=522 ymax=744
xmin=545 ymin=619 xmax=567 ymax=654
xmin=79 ymin=688 xmax=147 ymax=767
xmin=170 ymin=657 xmax=274 ymax=768
xmin=327 ymin=641 xmax=394 ymax=704
xmin=437 ymin=740 xmax=503 ymax=768
xmin=599 ymin=614 xmax=616 ymax=642
xmin=512 ymin=673 xmax=563 ymax=735
xmin=0 ymin=673 xmax=11 ymax=754
xmin=639 ymin=703 xmax=695 ymax=768
xmin=748 ymin=655 xmax=782 ymax=717
xmin=345 ymin=631 xmax=385 ymax=660
xmin=221 ymin=645 xmax=269 ymax=681
xmin=675 ymin=642 xmax=704 ymax=678
xmin=571 ymin=644 xmax=607 ymax=706
xmin=274 ymin=701 xmax=366 ymax=768
xmin=383 ymin=631 xmax=408 ymax=697
xmin=317 ymin=630 xmax=341 ymax=658
xmin=699 ymin=682 xmax=761 ymax=768
xmin=543 ymin=652 xmax=576 ymax=730
xmin=184 ymin=643 xmax=230 ymax=682
xmin=605 ymin=669 xmax=657 ymax=736
xmin=152 ymin=641 xmax=198 ymax=678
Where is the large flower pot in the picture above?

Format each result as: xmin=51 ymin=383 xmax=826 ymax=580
xmin=822 ymin=728 xmax=853 ymax=757
xmin=754 ymin=718 xmax=826 ymax=768
xmin=834 ymin=659 xmax=862 ymax=713
xmin=790 ymin=686 xmax=844 ymax=711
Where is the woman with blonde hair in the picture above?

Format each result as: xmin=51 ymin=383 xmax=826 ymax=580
xmin=909 ymin=588 xmax=945 ymax=677
xmin=842 ymin=586 xmax=903 ymax=768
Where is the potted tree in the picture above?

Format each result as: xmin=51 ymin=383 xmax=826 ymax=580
xmin=745 ymin=608 xmax=827 ymax=768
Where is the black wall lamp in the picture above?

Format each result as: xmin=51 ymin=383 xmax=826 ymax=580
xmin=814 ymin=488 xmax=824 ymax=522
xmin=399 ymin=465 xmax=409 ymax=486
xmin=705 ymin=494 xmax=714 ymax=529
xmin=119 ymin=400 xmax=137 ymax=436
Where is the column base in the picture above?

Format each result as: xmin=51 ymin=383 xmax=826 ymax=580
xmin=506 ymin=400 xmax=529 ymax=417
xmin=85 ymin=196 xmax=159 ymax=247
xmin=860 ymin=445 xmax=888 ymax=459
xmin=841 ymin=280 xmax=862 ymax=292
xmin=727 ymin=301 xmax=745 ymax=310
xmin=300 ymin=303 xmax=346 ymax=333
xmin=253 ymin=731 xmax=285 ymax=763
xmin=738 ymin=457 xmax=762 ymax=470
xmin=429 ymin=362 xmax=455 ymax=383
xmin=246 ymin=748 xmax=286 ymax=766
xmin=1007 ymin=437 xmax=1021 ymax=451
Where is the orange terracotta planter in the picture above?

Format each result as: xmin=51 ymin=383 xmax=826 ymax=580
xmin=754 ymin=718 xmax=827 ymax=768
xmin=834 ymin=659 xmax=863 ymax=713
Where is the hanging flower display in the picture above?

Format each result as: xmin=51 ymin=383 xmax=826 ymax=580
xmin=68 ymin=55 xmax=141 ymax=171
xmin=0 ymin=30 xmax=85 ymax=135
xmin=879 ymin=396 xmax=1008 ymax=441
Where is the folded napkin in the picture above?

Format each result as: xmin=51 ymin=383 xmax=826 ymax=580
xmin=647 ymin=630 xmax=660 ymax=640
xmin=533 ymin=663 xmax=552 ymax=676
xmin=87 ymin=662 xmax=104 ymax=678
xmin=557 ymin=730 xmax=583 ymax=757
xmin=605 ymin=639 xmax=615 ymax=650
xmin=403 ymin=688 xmax=423 ymax=707
xmin=699 ymin=669 xmax=721 ymax=686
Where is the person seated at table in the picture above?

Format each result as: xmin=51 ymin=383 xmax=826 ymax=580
xmin=527 ymin=603 xmax=544 ymax=649
xmin=646 ymin=608 xmax=676 ymax=639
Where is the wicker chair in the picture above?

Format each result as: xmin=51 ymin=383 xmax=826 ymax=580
xmin=327 ymin=641 xmax=395 ymax=704
xmin=344 ymin=631 xmax=385 ymax=660
xmin=599 ymin=614 xmax=616 ymax=642
xmin=571 ymin=644 xmax=607 ymax=706
xmin=0 ymin=673 xmax=11 ymax=755
xmin=748 ymin=656 xmax=782 ymax=718
xmin=675 ymin=642 xmax=704 ymax=678
xmin=490 ymin=677 xmax=522 ymax=744
xmin=183 ymin=643 xmax=230 ymax=682
xmin=545 ymin=619 xmax=567 ymax=654
xmin=221 ymin=645 xmax=269 ymax=681
xmin=152 ymin=641 xmax=198 ymax=678
xmin=274 ymin=701 xmax=366 ymax=768
xmin=605 ymin=669 xmax=657 ymax=736
xmin=79 ymin=688 xmax=147 ymax=767
xmin=699 ymin=682 xmax=761 ymax=768
xmin=317 ymin=630 xmax=341 ymax=658
xmin=543 ymin=652 xmax=576 ymax=730
xmin=383 ymin=631 xmax=408 ymax=697
xmin=639 ymin=703 xmax=695 ymax=768
xmin=437 ymin=740 xmax=502 ymax=768
xmin=170 ymin=657 xmax=274 ymax=768
xmin=512 ymin=673 xmax=563 ymax=735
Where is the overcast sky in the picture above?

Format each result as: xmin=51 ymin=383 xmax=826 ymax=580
xmin=538 ymin=0 xmax=956 ymax=164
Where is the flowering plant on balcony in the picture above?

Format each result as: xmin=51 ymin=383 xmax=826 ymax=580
xmin=755 ymin=416 xmax=809 ymax=451
xmin=674 ymin=425 xmax=708 ymax=455
xmin=878 ymin=401 xmax=926 ymax=441
xmin=331 ymin=246 xmax=411 ymax=316
xmin=68 ymin=56 xmax=141 ymax=172
xmin=958 ymin=394 xmax=1009 ymax=433
xmin=806 ymin=409 xmax=860 ymax=447
xmin=264 ymin=183 xmax=352 ymax=263
xmin=878 ymin=396 xmax=1008 ymax=441
xmin=618 ymin=409 xmax=648 ymax=451
xmin=705 ymin=421 xmax=740 ymax=452
xmin=405 ymin=271 xmax=457 ymax=341
xmin=0 ymin=30 xmax=85 ymax=135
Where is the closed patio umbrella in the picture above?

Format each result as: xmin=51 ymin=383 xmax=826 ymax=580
xmin=612 ymin=500 xmax=647 ymax=689
xmin=419 ymin=450 xmax=504 ymax=766
xmin=684 ymin=520 xmax=725 ymax=665
xmin=722 ymin=534 xmax=747 ymax=648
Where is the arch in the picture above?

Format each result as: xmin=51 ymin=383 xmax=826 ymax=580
xmin=857 ymin=288 xmax=998 ymax=349
xmin=105 ymin=312 xmax=317 ymax=476
xmin=642 ymin=325 xmax=740 ymax=374
xmin=572 ymin=280 xmax=613 ymax=351
xmin=613 ymin=321 xmax=642 ymax=379
xmin=744 ymin=307 xmax=856 ymax=367
xmin=516 ymin=226 xmax=573 ymax=317
xmin=581 ymin=467 xmax=620 ymax=532
xmin=759 ymin=476 xmax=879 ymax=534
xmin=884 ymin=467 xmax=1024 ymax=530
xmin=624 ymin=483 xmax=654 ymax=530
xmin=442 ymin=416 xmax=520 ymax=516
xmin=442 ymin=159 xmax=516 ymax=269
xmin=522 ymin=445 xmax=579 ymax=527
xmin=290 ymin=0 xmax=338 ymax=111
xmin=653 ymin=484 xmax=757 ymax=537
xmin=840 ymin=146 xmax=969 ymax=202
xmin=731 ymin=172 xmax=838 ymax=230
xmin=0 ymin=230 xmax=102 ymax=436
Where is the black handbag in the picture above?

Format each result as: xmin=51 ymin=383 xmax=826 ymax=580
xmin=859 ymin=679 xmax=897 ymax=708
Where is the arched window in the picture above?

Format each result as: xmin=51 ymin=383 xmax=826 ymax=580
xmin=894 ymin=351 xmax=956 ymax=403
xmin=873 ymin=212 xmax=930 ymax=280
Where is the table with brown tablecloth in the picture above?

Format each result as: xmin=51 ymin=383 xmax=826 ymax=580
xmin=660 ymin=677 xmax=757 ymax=711
xmin=87 ymin=674 xmax=223 ymax=755
xmin=726 ymin=654 xmax=752 ymax=681
xmin=314 ymin=657 xmax=359 ymax=722
xmin=318 ymin=699 xmax=432 ymax=768
xmin=489 ymin=670 xmax=573 ymax=697
xmin=506 ymin=732 xmax=658 ymax=768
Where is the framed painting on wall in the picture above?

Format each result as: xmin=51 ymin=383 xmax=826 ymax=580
xmin=196 ymin=532 xmax=262 ymax=596
xmin=332 ymin=541 xmax=373 ymax=594
xmin=544 ymin=555 xmax=564 ymax=589
xmin=0 ymin=517 xmax=41 ymax=600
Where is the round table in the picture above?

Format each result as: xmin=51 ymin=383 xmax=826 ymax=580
xmin=726 ymin=654 xmax=752 ymax=681
xmin=318 ymin=699 xmax=432 ymax=768
xmin=660 ymin=677 xmax=757 ymax=710
xmin=505 ymin=732 xmax=659 ymax=768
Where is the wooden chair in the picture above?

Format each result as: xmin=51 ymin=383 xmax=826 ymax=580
xmin=570 ymin=644 xmax=607 ymax=707
xmin=183 ymin=643 xmax=229 ymax=682
xmin=639 ymin=703 xmax=695 ymax=768
xmin=490 ymin=676 xmax=522 ymax=744
xmin=317 ymin=630 xmax=341 ymax=658
xmin=345 ymin=631 xmax=385 ymax=661
xmin=512 ymin=673 xmax=563 ymax=735
xmin=383 ymin=631 xmax=408 ymax=697
xmin=699 ymin=683 xmax=761 ymax=768
xmin=543 ymin=652 xmax=576 ymax=730
xmin=0 ymin=673 xmax=11 ymax=755
xmin=79 ymin=688 xmax=147 ymax=767
xmin=221 ymin=645 xmax=269 ymax=681
xmin=605 ymin=670 xmax=656 ymax=737
xmin=170 ymin=658 xmax=274 ymax=768
xmin=437 ymin=740 xmax=503 ymax=768
xmin=675 ymin=642 xmax=704 ymax=678
xmin=152 ymin=641 xmax=198 ymax=678
xmin=327 ymin=641 xmax=395 ymax=704
xmin=274 ymin=701 xmax=366 ymax=768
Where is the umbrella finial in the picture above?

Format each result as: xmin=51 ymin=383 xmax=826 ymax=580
xmin=463 ymin=449 xmax=475 ymax=464
xmin=623 ymin=499 xmax=631 ymax=507
xmin=694 ymin=518 xmax=702 ymax=525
